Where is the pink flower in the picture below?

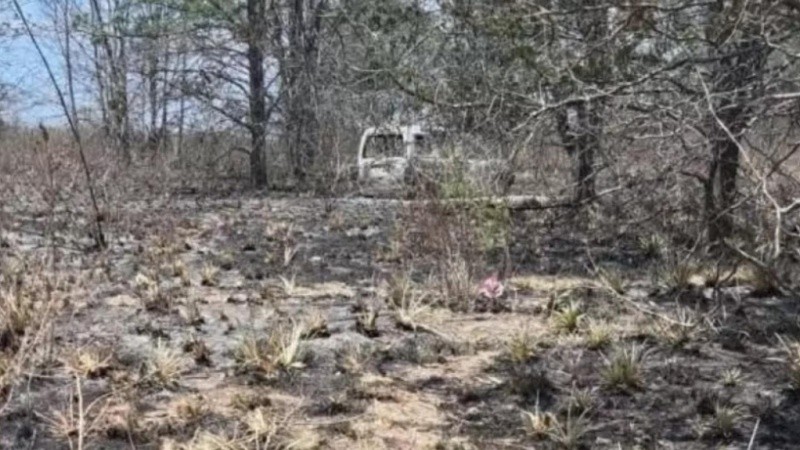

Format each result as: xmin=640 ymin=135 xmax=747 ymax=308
xmin=478 ymin=273 xmax=505 ymax=299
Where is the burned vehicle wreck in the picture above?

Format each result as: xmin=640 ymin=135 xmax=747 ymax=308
xmin=355 ymin=125 xmax=513 ymax=197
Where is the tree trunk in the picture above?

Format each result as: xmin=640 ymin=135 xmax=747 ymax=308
xmin=63 ymin=0 xmax=79 ymax=128
xmin=707 ymin=136 xmax=740 ymax=242
xmin=285 ymin=0 xmax=323 ymax=186
xmin=90 ymin=0 xmax=130 ymax=160
xmin=247 ymin=0 xmax=268 ymax=188
xmin=557 ymin=100 xmax=598 ymax=204
xmin=704 ymin=38 xmax=768 ymax=242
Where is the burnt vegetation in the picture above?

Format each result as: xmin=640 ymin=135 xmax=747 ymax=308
xmin=2 ymin=0 xmax=800 ymax=449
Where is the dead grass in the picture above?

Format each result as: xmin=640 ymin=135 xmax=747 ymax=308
xmin=200 ymin=264 xmax=219 ymax=287
xmin=64 ymin=347 xmax=113 ymax=378
xmin=234 ymin=321 xmax=307 ymax=375
xmin=1 ymin=172 xmax=799 ymax=450
xmin=145 ymin=339 xmax=190 ymax=388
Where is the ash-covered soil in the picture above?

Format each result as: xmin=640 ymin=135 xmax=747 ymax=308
xmin=1 ymin=193 xmax=799 ymax=449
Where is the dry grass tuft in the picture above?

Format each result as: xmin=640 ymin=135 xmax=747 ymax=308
xmin=183 ymin=335 xmax=213 ymax=366
xmin=602 ymin=344 xmax=645 ymax=391
xmin=655 ymin=308 xmax=699 ymax=348
xmin=65 ymin=347 xmax=113 ymax=378
xmin=0 ymin=284 xmax=35 ymax=339
xmin=181 ymin=431 xmax=244 ymax=450
xmin=179 ymin=300 xmax=205 ymax=327
xmin=173 ymin=395 xmax=207 ymax=423
xmin=337 ymin=343 xmax=374 ymax=375
xmin=547 ymin=410 xmax=590 ymax=450
xmin=300 ymin=310 xmax=329 ymax=339
xmin=695 ymin=403 xmax=746 ymax=439
xmin=355 ymin=305 xmax=380 ymax=337
xmin=244 ymin=407 xmax=280 ymax=443
xmin=521 ymin=408 xmax=555 ymax=439
xmin=200 ymin=264 xmax=219 ymax=287
xmin=778 ymin=337 xmax=800 ymax=389
xmin=279 ymin=274 xmax=298 ymax=296
xmin=507 ymin=329 xmax=536 ymax=364
xmin=584 ymin=319 xmax=613 ymax=350
xmin=386 ymin=271 xmax=414 ymax=309
xmin=145 ymin=339 xmax=189 ymax=388
xmin=441 ymin=254 xmax=475 ymax=309
xmin=562 ymin=386 xmax=595 ymax=416
xmin=234 ymin=322 xmax=307 ymax=375
xmin=134 ymin=272 xmax=172 ymax=311
xmin=392 ymin=289 xmax=432 ymax=332
xmin=661 ymin=260 xmax=700 ymax=291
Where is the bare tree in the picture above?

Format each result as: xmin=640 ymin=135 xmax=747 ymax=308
xmin=87 ymin=0 xmax=131 ymax=160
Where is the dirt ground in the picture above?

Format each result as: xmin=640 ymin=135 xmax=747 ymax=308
xmin=1 ymin=192 xmax=799 ymax=449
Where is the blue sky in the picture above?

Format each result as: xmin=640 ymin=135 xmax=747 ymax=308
xmin=2 ymin=0 xmax=67 ymax=125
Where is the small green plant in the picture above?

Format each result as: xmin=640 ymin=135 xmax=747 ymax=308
xmin=778 ymin=337 xmax=800 ymax=389
xmin=585 ymin=320 xmax=613 ymax=350
xmin=720 ymin=367 xmax=743 ymax=387
xmin=602 ymin=345 xmax=645 ymax=390
xmin=507 ymin=329 xmax=536 ymax=364
xmin=439 ymin=156 xmax=478 ymax=200
xmin=656 ymin=308 xmax=698 ymax=348
xmin=563 ymin=386 xmax=595 ymax=416
xmin=547 ymin=410 xmax=590 ymax=450
xmin=552 ymin=302 xmax=584 ymax=334
xmin=708 ymin=403 xmax=745 ymax=438
xmin=638 ymin=234 xmax=666 ymax=259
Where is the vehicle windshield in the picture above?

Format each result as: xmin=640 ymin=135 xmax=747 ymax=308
xmin=364 ymin=133 xmax=405 ymax=158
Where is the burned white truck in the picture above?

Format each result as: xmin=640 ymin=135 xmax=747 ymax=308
xmin=355 ymin=124 xmax=513 ymax=196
